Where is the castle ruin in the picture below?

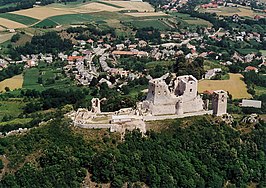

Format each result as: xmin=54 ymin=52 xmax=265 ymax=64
xmin=138 ymin=75 xmax=205 ymax=116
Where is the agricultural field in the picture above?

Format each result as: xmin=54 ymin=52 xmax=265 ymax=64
xmin=124 ymin=11 xmax=167 ymax=17
xmin=34 ymin=18 xmax=59 ymax=28
xmin=94 ymin=1 xmax=124 ymax=8
xmin=78 ymin=2 xmax=121 ymax=13
xmin=101 ymin=1 xmax=154 ymax=12
xmin=0 ymin=17 xmax=26 ymax=29
xmin=0 ymin=99 xmax=26 ymax=120
xmin=0 ymin=13 xmax=39 ymax=25
xmin=0 ymin=32 xmax=15 ymax=44
xmin=184 ymin=19 xmax=213 ymax=27
xmin=198 ymin=73 xmax=252 ymax=99
xmin=0 ymin=74 xmax=23 ymax=92
xmin=199 ymin=5 xmax=264 ymax=18
xmin=125 ymin=19 xmax=171 ymax=30
xmin=12 ymin=6 xmax=74 ymax=20
xmin=0 ymin=1 xmax=158 ymax=29
xmin=38 ymin=14 xmax=96 ymax=26
xmin=171 ymin=12 xmax=213 ymax=26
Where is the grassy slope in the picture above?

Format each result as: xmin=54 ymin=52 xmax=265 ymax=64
xmin=127 ymin=19 xmax=171 ymax=30
xmin=0 ymin=99 xmax=26 ymax=120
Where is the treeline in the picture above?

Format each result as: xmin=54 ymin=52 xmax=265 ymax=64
xmin=0 ymin=115 xmax=265 ymax=187
xmin=66 ymin=25 xmax=116 ymax=41
xmin=0 ymin=119 xmax=93 ymax=187
xmin=243 ymin=71 xmax=266 ymax=88
xmin=90 ymin=117 xmax=266 ymax=187
xmin=0 ymin=0 xmax=34 ymax=13
xmin=135 ymin=27 xmax=161 ymax=44
xmin=22 ymin=88 xmax=87 ymax=113
xmin=173 ymin=55 xmax=205 ymax=80
xmin=0 ymin=63 xmax=23 ymax=82
xmin=10 ymin=32 xmax=72 ymax=60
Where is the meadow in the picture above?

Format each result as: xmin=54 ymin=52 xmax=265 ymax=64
xmin=23 ymin=65 xmax=75 ymax=91
xmin=198 ymin=73 xmax=252 ymax=99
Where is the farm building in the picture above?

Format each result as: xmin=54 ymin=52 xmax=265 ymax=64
xmin=241 ymin=99 xmax=262 ymax=108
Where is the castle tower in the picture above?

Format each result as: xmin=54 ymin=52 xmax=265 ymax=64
xmin=175 ymin=97 xmax=184 ymax=115
xmin=212 ymin=90 xmax=227 ymax=116
xmin=91 ymin=98 xmax=101 ymax=114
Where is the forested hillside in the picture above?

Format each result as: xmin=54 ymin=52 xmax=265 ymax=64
xmin=0 ymin=116 xmax=265 ymax=187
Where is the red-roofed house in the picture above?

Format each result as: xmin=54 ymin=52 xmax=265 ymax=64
xmin=245 ymin=66 xmax=258 ymax=73
xmin=67 ymin=56 xmax=83 ymax=62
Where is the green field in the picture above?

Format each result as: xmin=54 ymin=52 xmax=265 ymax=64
xmin=126 ymin=19 xmax=171 ymax=30
xmin=34 ymin=12 xmax=128 ymax=27
xmin=204 ymin=60 xmax=229 ymax=72
xmin=170 ymin=12 xmax=212 ymax=26
xmin=0 ymin=13 xmax=39 ymax=25
xmin=34 ymin=14 xmax=98 ymax=27
xmin=23 ymin=65 xmax=75 ymax=91
xmin=95 ymin=1 xmax=124 ymax=8
xmin=184 ymin=19 xmax=212 ymax=27
xmin=23 ymin=68 xmax=44 ymax=91
xmin=34 ymin=18 xmax=58 ymax=28
xmin=0 ymin=99 xmax=26 ymax=120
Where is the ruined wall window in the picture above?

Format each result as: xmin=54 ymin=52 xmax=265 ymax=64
xmin=190 ymin=89 xmax=192 ymax=92
xmin=158 ymin=91 xmax=161 ymax=95
xmin=164 ymin=91 xmax=167 ymax=95
xmin=152 ymin=91 xmax=155 ymax=95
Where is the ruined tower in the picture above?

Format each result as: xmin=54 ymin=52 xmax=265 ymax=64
xmin=91 ymin=98 xmax=101 ymax=114
xmin=212 ymin=90 xmax=227 ymax=116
